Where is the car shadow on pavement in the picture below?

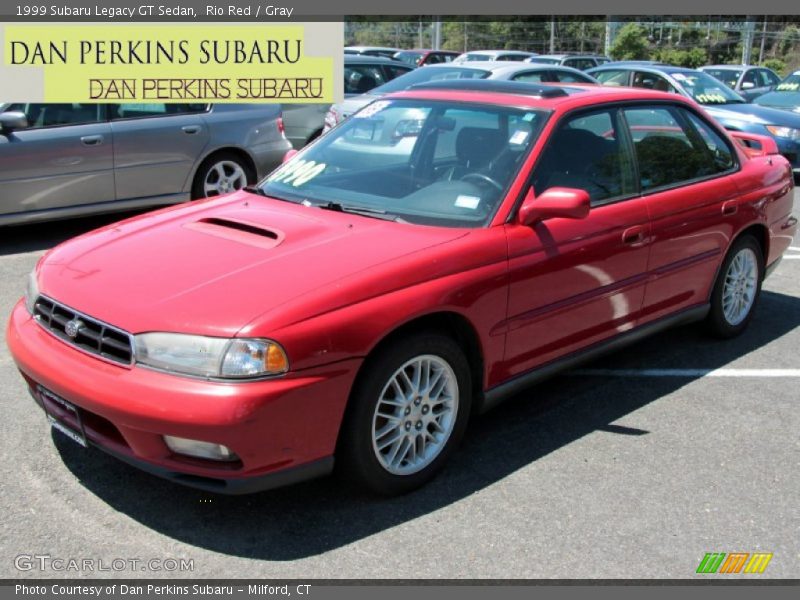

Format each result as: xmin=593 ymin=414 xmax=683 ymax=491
xmin=0 ymin=211 xmax=147 ymax=256
xmin=53 ymin=289 xmax=800 ymax=561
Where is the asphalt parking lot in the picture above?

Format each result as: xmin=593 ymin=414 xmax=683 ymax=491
xmin=1 ymin=193 xmax=798 ymax=580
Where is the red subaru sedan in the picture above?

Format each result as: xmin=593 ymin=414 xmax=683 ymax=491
xmin=7 ymin=81 xmax=797 ymax=495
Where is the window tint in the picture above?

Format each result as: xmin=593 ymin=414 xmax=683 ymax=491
xmin=512 ymin=71 xmax=546 ymax=83
xmin=594 ymin=69 xmax=629 ymax=86
xmin=758 ymin=69 xmax=780 ymax=87
xmin=763 ymin=70 xmax=781 ymax=86
xmin=566 ymin=58 xmax=595 ymax=71
xmin=632 ymin=72 xmax=675 ymax=93
xmin=7 ymin=103 xmax=103 ymax=128
xmin=742 ymin=69 xmax=759 ymax=87
xmin=684 ymin=112 xmax=735 ymax=172
xmin=344 ymin=65 xmax=388 ymax=94
xmin=533 ymin=109 xmax=636 ymax=205
xmin=113 ymin=104 xmax=206 ymax=119
xmin=549 ymin=70 xmax=593 ymax=83
xmin=624 ymin=106 xmax=733 ymax=191
xmin=384 ymin=65 xmax=413 ymax=80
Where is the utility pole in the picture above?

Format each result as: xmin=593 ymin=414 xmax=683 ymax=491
xmin=741 ymin=17 xmax=756 ymax=65
xmin=758 ymin=17 xmax=768 ymax=64
xmin=604 ymin=19 xmax=614 ymax=57
xmin=433 ymin=19 xmax=442 ymax=50
xmin=550 ymin=18 xmax=555 ymax=54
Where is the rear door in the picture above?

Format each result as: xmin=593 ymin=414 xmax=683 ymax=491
xmin=0 ymin=103 xmax=113 ymax=216
xmin=502 ymin=107 xmax=652 ymax=378
xmin=109 ymin=103 xmax=210 ymax=201
xmin=623 ymin=104 xmax=740 ymax=324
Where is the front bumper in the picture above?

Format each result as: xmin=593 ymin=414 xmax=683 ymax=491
xmin=6 ymin=300 xmax=359 ymax=494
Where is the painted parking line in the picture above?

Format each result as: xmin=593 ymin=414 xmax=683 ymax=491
xmin=573 ymin=368 xmax=800 ymax=377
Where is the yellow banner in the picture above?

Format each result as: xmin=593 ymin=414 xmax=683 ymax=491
xmin=3 ymin=25 xmax=335 ymax=103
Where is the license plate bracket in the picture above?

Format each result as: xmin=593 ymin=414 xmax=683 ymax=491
xmin=38 ymin=385 xmax=88 ymax=448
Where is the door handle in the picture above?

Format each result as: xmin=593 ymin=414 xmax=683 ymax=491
xmin=722 ymin=201 xmax=738 ymax=216
xmin=80 ymin=135 xmax=103 ymax=146
xmin=182 ymin=125 xmax=201 ymax=134
xmin=622 ymin=226 xmax=646 ymax=246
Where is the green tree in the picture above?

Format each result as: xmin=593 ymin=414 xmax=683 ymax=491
xmin=609 ymin=23 xmax=650 ymax=60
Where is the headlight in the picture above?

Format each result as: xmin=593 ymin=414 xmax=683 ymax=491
xmin=765 ymin=125 xmax=800 ymax=141
xmin=24 ymin=270 xmax=39 ymax=314
xmin=134 ymin=333 xmax=288 ymax=379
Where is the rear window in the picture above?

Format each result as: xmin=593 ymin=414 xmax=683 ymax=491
xmin=369 ymin=66 xmax=491 ymax=95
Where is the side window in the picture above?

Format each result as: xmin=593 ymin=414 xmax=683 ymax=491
xmin=624 ymin=106 xmax=729 ymax=191
xmin=112 ymin=104 xmax=206 ymax=119
xmin=550 ymin=71 xmax=590 ymax=83
xmin=512 ymin=71 xmax=546 ymax=83
xmin=594 ymin=70 xmax=629 ymax=86
xmin=532 ymin=109 xmax=636 ymax=205
xmin=759 ymin=69 xmax=780 ymax=87
xmin=684 ymin=112 xmax=735 ymax=173
xmin=426 ymin=54 xmax=444 ymax=65
xmin=742 ymin=69 xmax=759 ymax=88
xmin=384 ymin=65 xmax=413 ymax=80
xmin=568 ymin=59 xmax=594 ymax=71
xmin=344 ymin=66 xmax=387 ymax=94
xmin=6 ymin=103 xmax=103 ymax=128
xmin=632 ymin=72 xmax=675 ymax=93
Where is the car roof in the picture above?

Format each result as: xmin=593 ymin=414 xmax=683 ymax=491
xmin=389 ymin=78 xmax=695 ymax=111
xmin=702 ymin=64 xmax=755 ymax=69
xmin=462 ymin=50 xmax=535 ymax=56
xmin=344 ymin=55 xmax=406 ymax=65
xmin=589 ymin=63 xmax=696 ymax=75
xmin=345 ymin=46 xmax=402 ymax=52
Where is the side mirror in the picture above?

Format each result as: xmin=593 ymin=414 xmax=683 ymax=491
xmin=0 ymin=111 xmax=28 ymax=133
xmin=282 ymin=149 xmax=299 ymax=163
xmin=741 ymin=81 xmax=755 ymax=90
xmin=518 ymin=187 xmax=590 ymax=226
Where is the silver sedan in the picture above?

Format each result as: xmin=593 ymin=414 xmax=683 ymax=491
xmin=0 ymin=103 xmax=292 ymax=226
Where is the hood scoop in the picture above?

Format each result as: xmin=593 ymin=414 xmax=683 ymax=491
xmin=184 ymin=217 xmax=284 ymax=249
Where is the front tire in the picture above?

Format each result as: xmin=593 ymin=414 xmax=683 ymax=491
xmin=706 ymin=235 xmax=763 ymax=338
xmin=337 ymin=333 xmax=472 ymax=495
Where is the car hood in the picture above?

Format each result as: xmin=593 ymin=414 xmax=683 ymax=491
xmin=705 ymin=102 xmax=800 ymax=126
xmin=37 ymin=193 xmax=468 ymax=337
xmin=337 ymin=93 xmax=384 ymax=119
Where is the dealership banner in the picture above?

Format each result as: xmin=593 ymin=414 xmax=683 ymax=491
xmin=0 ymin=22 xmax=342 ymax=102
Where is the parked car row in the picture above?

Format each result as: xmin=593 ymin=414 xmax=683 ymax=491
xmin=586 ymin=64 xmax=800 ymax=176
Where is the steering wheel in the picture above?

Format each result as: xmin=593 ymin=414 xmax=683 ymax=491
xmin=460 ymin=173 xmax=503 ymax=193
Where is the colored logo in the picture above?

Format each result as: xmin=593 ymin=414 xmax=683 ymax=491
xmin=697 ymin=552 xmax=773 ymax=574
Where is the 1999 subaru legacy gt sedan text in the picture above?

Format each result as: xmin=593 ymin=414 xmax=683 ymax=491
xmin=6 ymin=81 xmax=797 ymax=496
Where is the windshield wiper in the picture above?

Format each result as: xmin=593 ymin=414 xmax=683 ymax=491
xmin=243 ymin=186 xmax=268 ymax=196
xmin=318 ymin=201 xmax=402 ymax=222
xmin=244 ymin=186 xmax=306 ymax=204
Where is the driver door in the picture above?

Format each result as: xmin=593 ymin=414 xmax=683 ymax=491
xmin=500 ymin=107 xmax=652 ymax=380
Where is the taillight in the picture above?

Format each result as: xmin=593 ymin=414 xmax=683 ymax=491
xmin=277 ymin=117 xmax=285 ymax=137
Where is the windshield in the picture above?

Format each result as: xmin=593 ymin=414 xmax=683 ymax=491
xmin=702 ymin=68 xmax=742 ymax=88
xmin=366 ymin=66 xmax=491 ymax=95
xmin=260 ymin=99 xmax=547 ymax=228
xmin=774 ymin=73 xmax=800 ymax=92
xmin=394 ymin=51 xmax=424 ymax=65
xmin=672 ymin=71 xmax=745 ymax=104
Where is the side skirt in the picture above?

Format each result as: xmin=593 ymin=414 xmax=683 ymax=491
xmin=479 ymin=304 xmax=710 ymax=414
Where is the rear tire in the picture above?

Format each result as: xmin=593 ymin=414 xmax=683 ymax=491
xmin=706 ymin=235 xmax=763 ymax=338
xmin=191 ymin=152 xmax=254 ymax=199
xmin=337 ymin=333 xmax=472 ymax=495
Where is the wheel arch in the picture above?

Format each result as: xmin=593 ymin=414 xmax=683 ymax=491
xmin=188 ymin=146 xmax=258 ymax=198
xmin=334 ymin=310 xmax=485 ymax=448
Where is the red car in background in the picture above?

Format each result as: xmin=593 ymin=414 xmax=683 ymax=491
xmin=393 ymin=49 xmax=461 ymax=67
xmin=7 ymin=81 xmax=796 ymax=496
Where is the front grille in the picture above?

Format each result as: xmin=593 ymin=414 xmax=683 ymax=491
xmin=32 ymin=296 xmax=134 ymax=365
